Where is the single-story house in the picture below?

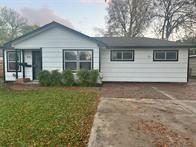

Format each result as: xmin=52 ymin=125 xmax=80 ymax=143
xmin=190 ymin=55 xmax=196 ymax=78
xmin=2 ymin=21 xmax=196 ymax=83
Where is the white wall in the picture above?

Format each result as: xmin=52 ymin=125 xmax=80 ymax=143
xmin=101 ymin=48 xmax=188 ymax=82
xmin=12 ymin=27 xmax=99 ymax=49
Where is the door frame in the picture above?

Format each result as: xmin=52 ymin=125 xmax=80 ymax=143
xmin=32 ymin=49 xmax=42 ymax=80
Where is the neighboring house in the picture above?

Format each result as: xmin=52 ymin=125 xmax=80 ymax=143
xmin=2 ymin=21 xmax=196 ymax=83
xmin=0 ymin=48 xmax=2 ymax=60
xmin=190 ymin=55 xmax=196 ymax=78
xmin=0 ymin=48 xmax=3 ymax=78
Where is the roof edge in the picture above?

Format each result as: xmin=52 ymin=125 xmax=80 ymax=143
xmin=105 ymin=45 xmax=196 ymax=48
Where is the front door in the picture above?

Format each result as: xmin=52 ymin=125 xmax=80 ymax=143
xmin=32 ymin=51 xmax=42 ymax=80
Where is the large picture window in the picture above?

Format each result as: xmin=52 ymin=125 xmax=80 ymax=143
xmin=111 ymin=50 xmax=134 ymax=61
xmin=7 ymin=51 xmax=21 ymax=72
xmin=63 ymin=50 xmax=93 ymax=71
xmin=154 ymin=50 xmax=178 ymax=61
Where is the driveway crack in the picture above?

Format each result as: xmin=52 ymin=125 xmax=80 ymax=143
xmin=152 ymin=87 xmax=196 ymax=114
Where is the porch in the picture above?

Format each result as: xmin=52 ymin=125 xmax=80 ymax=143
xmin=3 ymin=48 xmax=42 ymax=82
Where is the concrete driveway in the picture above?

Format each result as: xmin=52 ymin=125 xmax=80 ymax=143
xmin=88 ymin=81 xmax=196 ymax=147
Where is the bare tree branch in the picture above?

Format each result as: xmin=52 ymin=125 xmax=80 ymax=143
xmin=105 ymin=0 xmax=154 ymax=37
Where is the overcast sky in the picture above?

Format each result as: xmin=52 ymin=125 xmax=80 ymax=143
xmin=0 ymin=0 xmax=109 ymax=36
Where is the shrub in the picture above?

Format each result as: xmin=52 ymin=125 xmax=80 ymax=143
xmin=62 ymin=70 xmax=75 ymax=86
xmin=89 ymin=70 xmax=99 ymax=86
xmin=50 ymin=70 xmax=62 ymax=86
xmin=77 ymin=70 xmax=90 ymax=86
xmin=38 ymin=70 xmax=51 ymax=86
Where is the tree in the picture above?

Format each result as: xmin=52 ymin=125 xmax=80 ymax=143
xmin=0 ymin=7 xmax=39 ymax=46
xmin=153 ymin=0 xmax=196 ymax=40
xmin=105 ymin=0 xmax=154 ymax=37
xmin=0 ymin=7 xmax=27 ymax=41
xmin=21 ymin=25 xmax=39 ymax=35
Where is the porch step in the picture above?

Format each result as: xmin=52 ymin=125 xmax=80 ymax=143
xmin=24 ymin=80 xmax=39 ymax=85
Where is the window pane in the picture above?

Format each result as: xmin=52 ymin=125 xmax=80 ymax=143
xmin=80 ymin=62 xmax=91 ymax=70
xmin=64 ymin=51 xmax=77 ymax=60
xmin=8 ymin=52 xmax=20 ymax=61
xmin=8 ymin=62 xmax=20 ymax=71
xmin=79 ymin=51 xmax=92 ymax=60
xmin=166 ymin=51 xmax=177 ymax=60
xmin=155 ymin=51 xmax=165 ymax=60
xmin=112 ymin=51 xmax=122 ymax=60
xmin=64 ymin=62 xmax=77 ymax=70
xmin=123 ymin=51 xmax=133 ymax=60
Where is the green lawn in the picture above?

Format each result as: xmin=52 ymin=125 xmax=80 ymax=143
xmin=0 ymin=87 xmax=98 ymax=146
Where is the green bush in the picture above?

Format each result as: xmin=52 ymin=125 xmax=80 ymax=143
xmin=50 ymin=70 xmax=62 ymax=86
xmin=62 ymin=70 xmax=75 ymax=86
xmin=38 ymin=70 xmax=51 ymax=86
xmin=77 ymin=70 xmax=90 ymax=86
xmin=38 ymin=69 xmax=99 ymax=87
xmin=89 ymin=70 xmax=99 ymax=86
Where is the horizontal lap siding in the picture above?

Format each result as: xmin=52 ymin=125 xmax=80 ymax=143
xmin=101 ymin=48 xmax=188 ymax=82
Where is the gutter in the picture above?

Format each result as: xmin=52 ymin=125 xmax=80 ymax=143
xmin=105 ymin=45 xmax=196 ymax=49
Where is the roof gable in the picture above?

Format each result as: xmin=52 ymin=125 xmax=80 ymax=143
xmin=4 ymin=21 xmax=104 ymax=48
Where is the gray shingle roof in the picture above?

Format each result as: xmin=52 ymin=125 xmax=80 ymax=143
xmin=94 ymin=37 xmax=196 ymax=48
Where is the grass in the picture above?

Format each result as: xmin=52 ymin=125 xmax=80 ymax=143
xmin=0 ymin=87 xmax=98 ymax=146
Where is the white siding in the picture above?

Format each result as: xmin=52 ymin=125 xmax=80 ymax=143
xmin=12 ymin=27 xmax=99 ymax=49
xmin=101 ymin=48 xmax=188 ymax=82
xmin=5 ymin=27 xmax=99 ymax=81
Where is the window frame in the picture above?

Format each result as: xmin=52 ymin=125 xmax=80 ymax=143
xmin=63 ymin=49 xmax=93 ymax=71
xmin=110 ymin=50 xmax=134 ymax=61
xmin=153 ymin=50 xmax=178 ymax=62
xmin=7 ymin=51 xmax=21 ymax=72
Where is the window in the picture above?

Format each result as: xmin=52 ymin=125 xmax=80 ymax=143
xmin=190 ymin=49 xmax=196 ymax=55
xmin=111 ymin=50 xmax=134 ymax=61
xmin=154 ymin=50 xmax=178 ymax=61
xmin=63 ymin=50 xmax=92 ymax=71
xmin=7 ymin=51 xmax=21 ymax=72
